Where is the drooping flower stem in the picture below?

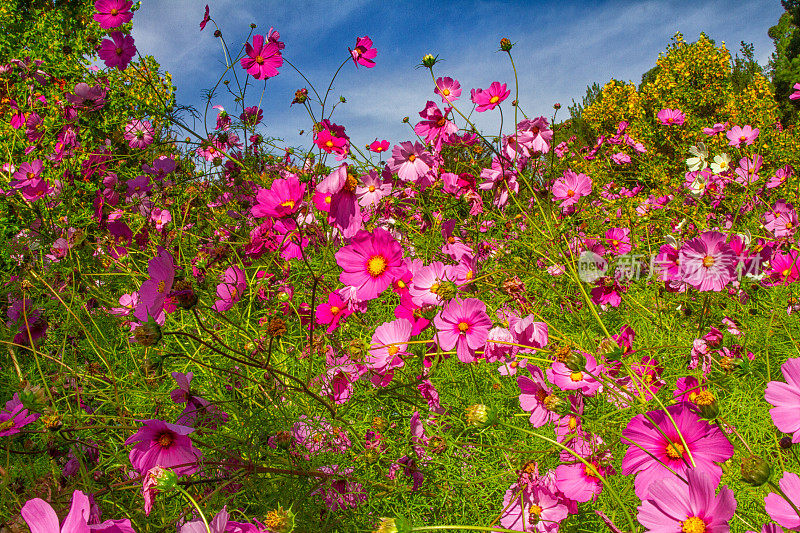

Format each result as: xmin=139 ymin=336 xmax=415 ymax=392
xmin=176 ymin=486 xmax=211 ymax=533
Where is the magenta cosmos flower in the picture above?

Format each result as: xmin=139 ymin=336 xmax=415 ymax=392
xmin=621 ymin=403 xmax=733 ymax=499
xmin=335 ymin=228 xmax=405 ymax=301
xmin=637 ymin=468 xmax=736 ymax=533
xmin=126 ymin=419 xmax=202 ymax=475
xmin=22 ymin=489 xmax=136 ymax=532
xmin=679 ymin=231 xmax=737 ymax=292
xmin=551 ymin=169 xmax=592 ymax=210
xmin=133 ymin=247 xmax=175 ymax=323
xmin=0 ymin=393 xmax=40 ymax=436
xmin=93 ymin=0 xmax=133 ymax=29
xmin=657 ymin=108 xmax=685 ymax=126
xmin=434 ymin=76 xmax=461 ymax=103
xmin=98 ymin=31 xmax=136 ymax=71
xmin=349 ymin=36 xmax=377 ymax=68
xmin=765 ymin=471 xmax=800 ymax=530
xmin=252 ymin=174 xmax=305 ymax=218
xmin=240 ymin=34 xmax=283 ymax=80
xmin=124 ymin=119 xmax=154 ymax=149
xmin=765 ymin=357 xmax=800 ymax=443
xmin=470 ymin=81 xmax=510 ymax=112
xmin=433 ymin=297 xmax=492 ymax=363
xmin=726 ymin=124 xmax=759 ymax=147
xmin=499 ymin=484 xmax=569 ymax=533
xmin=517 ymin=366 xmax=560 ymax=427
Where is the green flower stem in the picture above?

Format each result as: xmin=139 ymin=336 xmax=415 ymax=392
xmin=768 ymin=480 xmax=800 ymax=521
xmin=498 ymin=421 xmax=639 ymax=533
xmin=176 ymin=486 xmax=211 ymax=533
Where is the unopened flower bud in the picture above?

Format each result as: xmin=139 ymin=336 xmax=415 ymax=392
xmin=133 ymin=320 xmax=162 ymax=346
xmin=740 ymin=455 xmax=771 ymax=486
xmin=152 ymin=466 xmax=179 ymax=491
xmin=267 ymin=317 xmax=287 ymax=337
xmin=250 ymin=23 xmax=256 ymax=29
xmin=779 ymin=436 xmax=793 ymax=449
xmin=421 ymin=54 xmax=437 ymax=68
xmin=213 ymin=29 xmax=222 ymax=38
xmin=291 ymin=88 xmax=308 ymax=105
xmin=465 ymin=404 xmax=496 ymax=427
xmin=554 ymin=102 xmax=562 ymax=110
xmin=402 ymin=116 xmax=409 ymax=123
xmin=499 ymin=37 xmax=513 ymax=52
xmin=170 ymin=279 xmax=197 ymax=310
xmin=339 ymin=95 xmax=346 ymax=103
xmin=693 ymin=389 xmax=719 ymax=420
xmin=374 ymin=516 xmax=413 ymax=533
xmin=564 ymin=352 xmax=586 ymax=372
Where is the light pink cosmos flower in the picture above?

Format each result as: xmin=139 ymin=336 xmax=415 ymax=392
xmin=21 ymin=489 xmax=136 ymax=532
xmin=551 ymin=169 xmax=592 ymax=210
xmin=679 ymin=231 xmax=737 ymax=292
xmin=240 ymin=34 xmax=283 ymax=80
xmin=604 ymin=227 xmax=632 ymax=256
xmin=726 ymin=124 xmax=759 ymax=147
xmin=703 ymin=121 xmax=728 ymax=135
xmin=124 ymin=119 xmax=154 ymax=149
xmin=408 ymin=261 xmax=456 ymax=307
xmin=767 ymin=164 xmax=793 ymax=189
xmin=98 ymin=31 xmax=136 ymax=71
xmin=349 ymin=36 xmax=377 ymax=68
xmin=433 ymin=297 xmax=492 ymax=363
xmin=509 ymin=314 xmax=548 ymax=352
xmin=734 ymin=155 xmax=762 ymax=186
xmin=470 ymin=81 xmax=510 ymax=112
xmin=764 ymin=250 xmax=800 ymax=286
xmin=764 ymin=200 xmax=797 ymax=239
xmin=252 ymin=174 xmax=305 ymax=218
xmin=414 ymin=100 xmax=457 ymax=151
xmin=637 ymin=468 xmax=736 ymax=533
xmin=93 ymin=0 xmax=133 ymax=29
xmin=516 ymin=117 xmax=553 ymax=155
xmin=355 ymin=169 xmax=391 ymax=208
xmin=499 ymin=484 xmax=569 ymax=533
xmin=335 ymin=228 xmax=405 ymax=301
xmin=621 ymin=403 xmax=733 ymax=499
xmin=765 ymin=357 xmax=800 ymax=443
xmin=212 ymin=265 xmax=246 ymax=312
xmin=368 ymin=318 xmax=412 ymax=372
xmin=765 ymin=471 xmax=800 ymax=530
xmin=125 ymin=419 xmax=202 ymax=475
xmin=657 ymin=108 xmax=685 ymax=125
xmin=434 ymin=76 xmax=461 ymax=103
xmin=386 ymin=141 xmax=434 ymax=183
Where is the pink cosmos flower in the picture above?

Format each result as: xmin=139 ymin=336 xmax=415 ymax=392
xmin=765 ymin=357 xmax=800 ymax=443
xmin=657 ymin=108 xmax=685 ymax=126
xmin=734 ymin=155 xmax=762 ymax=186
xmin=433 ymin=297 xmax=492 ymax=363
xmin=637 ymin=468 xmax=736 ymax=533
xmin=414 ymin=100 xmax=457 ymax=150
xmin=767 ymin=164 xmax=793 ymax=189
xmin=408 ymin=261 xmax=456 ymax=307
xmin=252 ymin=174 xmax=305 ymax=218
xmin=199 ymin=4 xmax=210 ymax=30
xmin=764 ymin=200 xmax=797 ymax=239
xmin=764 ymin=250 xmax=800 ymax=286
xmin=316 ymin=290 xmax=353 ymax=333
xmin=314 ymin=128 xmax=348 ymax=155
xmin=546 ymin=354 xmax=604 ymax=395
xmin=21 ymin=490 xmax=136 ymax=532
xmin=212 ymin=265 xmax=246 ymax=312
xmin=621 ymin=403 xmax=734 ymax=499
xmin=98 ymin=31 xmax=136 ymax=71
xmin=133 ymin=247 xmax=175 ymax=324
xmin=726 ymin=124 xmax=759 ymax=147
xmin=94 ymin=0 xmax=133 ymax=29
xmin=349 ymin=36 xmax=377 ymax=68
xmin=703 ymin=122 xmax=728 ymax=135
xmin=434 ymin=76 xmax=461 ymax=103
xmin=470 ymin=81 xmax=510 ymax=112
xmin=368 ymin=139 xmax=390 ymax=153
xmin=368 ymin=318 xmax=412 ymax=372
xmin=124 ymin=119 xmax=154 ymax=149
xmin=355 ymin=169 xmax=391 ymax=208
xmin=335 ymin=228 xmax=405 ymax=301
xmin=765 ymin=471 xmax=800 ymax=530
xmin=604 ymin=227 xmax=632 ymax=256
xmin=317 ymin=164 xmax=361 ymax=237
xmin=386 ymin=141 xmax=434 ymax=183
xmin=499 ymin=484 xmax=569 ymax=532
xmin=551 ymin=169 xmax=592 ymax=210
xmin=554 ymin=459 xmax=609 ymax=503
xmin=679 ymin=231 xmax=737 ymax=292
xmin=0 ymin=393 xmax=40 ymax=436
xmin=517 ymin=366 xmax=560 ymax=427
xmin=126 ymin=419 xmax=202 ymax=475
xmin=240 ymin=34 xmax=283 ymax=80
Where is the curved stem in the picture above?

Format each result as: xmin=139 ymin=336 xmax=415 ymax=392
xmin=176 ymin=486 xmax=211 ymax=533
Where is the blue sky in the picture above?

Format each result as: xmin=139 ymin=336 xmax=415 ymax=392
xmin=131 ymin=0 xmax=784 ymax=151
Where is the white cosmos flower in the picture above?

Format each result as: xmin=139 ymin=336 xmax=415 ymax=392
xmin=686 ymin=142 xmax=708 ymax=171
xmin=710 ymin=153 xmax=732 ymax=174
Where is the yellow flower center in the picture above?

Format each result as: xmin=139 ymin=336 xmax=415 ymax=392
xmin=567 ymin=189 xmax=575 ymax=198
xmin=324 ymin=196 xmax=332 ymax=204
xmin=665 ymin=441 xmax=685 ymax=459
xmin=429 ymin=282 xmax=440 ymax=294
xmin=115 ymin=47 xmax=123 ymax=55
xmin=330 ymin=306 xmax=340 ymax=315
xmin=739 ymin=136 xmax=746 ymax=142
xmin=157 ymin=280 xmax=166 ymax=293
xmin=110 ymin=8 xmax=119 ymax=15
xmin=570 ymin=371 xmax=583 ymax=382
xmin=387 ymin=345 xmax=399 ymax=356
xmin=325 ymin=140 xmax=334 ymax=148
xmin=694 ymin=390 xmax=715 ymax=406
xmin=157 ymin=432 xmax=174 ymax=447
xmin=280 ymin=200 xmax=295 ymax=209
xmin=783 ymin=268 xmax=791 ymax=277
xmin=681 ymin=517 xmax=706 ymax=533
xmin=408 ymin=154 xmax=416 ymax=162
xmin=397 ymin=280 xmax=406 ymax=289
xmin=568 ymin=416 xmax=578 ymax=430
xmin=369 ymin=185 xmax=376 ymax=192
xmin=255 ymin=55 xmax=265 ymax=65
xmin=702 ymin=255 xmax=715 ymax=268
xmin=490 ymin=96 xmax=500 ymax=104
xmin=458 ymin=321 xmax=470 ymax=333
xmin=442 ymin=88 xmax=450 ymax=96
xmin=584 ymin=463 xmax=600 ymax=478
xmin=367 ymin=255 xmax=388 ymax=277
xmin=529 ymin=503 xmax=543 ymax=524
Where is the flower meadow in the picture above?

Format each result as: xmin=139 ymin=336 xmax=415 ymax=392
xmin=4 ymin=2 xmax=800 ymax=532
